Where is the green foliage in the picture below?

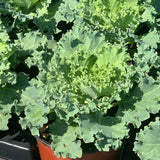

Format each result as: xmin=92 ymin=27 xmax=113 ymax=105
xmin=79 ymin=113 xmax=128 ymax=151
xmin=134 ymin=118 xmax=160 ymax=160
xmin=50 ymin=120 xmax=82 ymax=158
xmin=15 ymin=31 xmax=47 ymax=50
xmin=49 ymin=112 xmax=128 ymax=158
xmin=10 ymin=0 xmax=39 ymax=11
xmin=0 ymin=20 xmax=17 ymax=85
xmin=53 ymin=28 xmax=133 ymax=98
xmin=0 ymin=73 xmax=29 ymax=130
xmin=79 ymin=0 xmax=146 ymax=31
xmin=118 ymin=77 xmax=160 ymax=128
xmin=0 ymin=0 xmax=160 ymax=159
xmin=19 ymin=84 xmax=50 ymax=135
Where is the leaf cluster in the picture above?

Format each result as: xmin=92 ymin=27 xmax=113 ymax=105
xmin=0 ymin=0 xmax=160 ymax=159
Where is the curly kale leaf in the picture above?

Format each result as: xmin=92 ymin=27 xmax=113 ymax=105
xmin=0 ymin=72 xmax=49 ymax=134
xmin=0 ymin=0 xmax=52 ymax=21
xmin=58 ymin=44 xmax=131 ymax=100
xmin=134 ymin=118 xmax=160 ymax=160
xmin=0 ymin=20 xmax=17 ymax=85
xmin=134 ymin=42 xmax=160 ymax=79
xmin=79 ymin=0 xmax=146 ymax=31
xmin=40 ymin=26 xmax=136 ymax=121
xmin=0 ymin=73 xmax=29 ymax=130
xmin=49 ymin=113 xmax=128 ymax=158
xmin=15 ymin=31 xmax=48 ymax=50
xmin=50 ymin=120 xmax=82 ymax=159
xmin=19 ymin=83 xmax=50 ymax=135
xmin=50 ymin=33 xmax=134 ymax=105
xmin=118 ymin=77 xmax=160 ymax=128
xmin=9 ymin=0 xmax=39 ymax=11
xmin=79 ymin=113 xmax=129 ymax=151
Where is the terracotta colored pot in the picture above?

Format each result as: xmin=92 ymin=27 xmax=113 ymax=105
xmin=36 ymin=136 xmax=121 ymax=160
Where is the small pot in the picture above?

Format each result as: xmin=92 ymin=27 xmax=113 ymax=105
xmin=36 ymin=136 xmax=121 ymax=160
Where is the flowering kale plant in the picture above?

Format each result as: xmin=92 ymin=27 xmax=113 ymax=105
xmin=0 ymin=0 xmax=160 ymax=159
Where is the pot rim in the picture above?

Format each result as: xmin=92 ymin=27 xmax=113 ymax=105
xmin=35 ymin=136 xmax=51 ymax=148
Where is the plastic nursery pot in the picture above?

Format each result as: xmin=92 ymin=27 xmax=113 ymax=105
xmin=0 ymin=132 xmax=32 ymax=160
xmin=36 ymin=136 xmax=121 ymax=160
